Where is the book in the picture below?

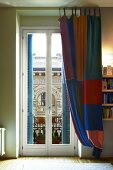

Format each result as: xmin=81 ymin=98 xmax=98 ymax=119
xmin=103 ymin=67 xmax=107 ymax=76
xmin=107 ymin=65 xmax=112 ymax=76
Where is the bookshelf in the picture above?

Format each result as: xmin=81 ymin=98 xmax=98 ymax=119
xmin=102 ymin=75 xmax=113 ymax=120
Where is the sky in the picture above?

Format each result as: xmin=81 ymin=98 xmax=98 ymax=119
xmin=32 ymin=33 xmax=62 ymax=57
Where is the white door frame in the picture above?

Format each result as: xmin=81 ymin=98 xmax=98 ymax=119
xmin=20 ymin=27 xmax=78 ymax=156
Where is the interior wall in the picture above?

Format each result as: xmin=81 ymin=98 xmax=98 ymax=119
xmin=101 ymin=8 xmax=113 ymax=55
xmin=0 ymin=8 xmax=17 ymax=158
xmin=20 ymin=16 xmax=59 ymax=27
xmin=16 ymin=13 xmax=20 ymax=158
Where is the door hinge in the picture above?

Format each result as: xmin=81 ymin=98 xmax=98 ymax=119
xmin=74 ymin=146 xmax=75 ymax=150
xmin=22 ymin=146 xmax=23 ymax=150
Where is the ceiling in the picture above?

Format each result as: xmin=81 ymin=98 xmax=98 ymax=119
xmin=0 ymin=0 xmax=113 ymax=7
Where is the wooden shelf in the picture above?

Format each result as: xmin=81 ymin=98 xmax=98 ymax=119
xmin=102 ymin=104 xmax=113 ymax=106
xmin=103 ymin=118 xmax=113 ymax=121
xmin=102 ymin=89 xmax=113 ymax=92
xmin=102 ymin=69 xmax=113 ymax=157
xmin=103 ymin=75 xmax=113 ymax=78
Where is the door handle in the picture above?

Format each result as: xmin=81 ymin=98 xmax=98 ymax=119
xmin=49 ymin=106 xmax=51 ymax=114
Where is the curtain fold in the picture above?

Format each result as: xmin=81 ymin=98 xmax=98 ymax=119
xmin=59 ymin=9 xmax=103 ymax=158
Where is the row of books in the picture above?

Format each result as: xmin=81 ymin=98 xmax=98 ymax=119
xmin=102 ymin=93 xmax=113 ymax=104
xmin=102 ymin=78 xmax=113 ymax=90
xmin=102 ymin=108 xmax=113 ymax=119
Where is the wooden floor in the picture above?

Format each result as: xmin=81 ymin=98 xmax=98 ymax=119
xmin=19 ymin=156 xmax=113 ymax=164
xmin=0 ymin=157 xmax=113 ymax=170
xmin=0 ymin=156 xmax=112 ymax=160
xmin=0 ymin=156 xmax=113 ymax=162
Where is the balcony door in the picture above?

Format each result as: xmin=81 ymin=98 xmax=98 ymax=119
xmin=21 ymin=28 xmax=77 ymax=156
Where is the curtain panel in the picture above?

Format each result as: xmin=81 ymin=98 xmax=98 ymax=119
xmin=59 ymin=8 xmax=103 ymax=158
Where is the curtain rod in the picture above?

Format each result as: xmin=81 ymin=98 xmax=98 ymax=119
xmin=59 ymin=7 xmax=100 ymax=16
xmin=59 ymin=7 xmax=100 ymax=10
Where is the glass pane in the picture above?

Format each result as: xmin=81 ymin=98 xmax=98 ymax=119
xmin=27 ymin=33 xmax=46 ymax=144
xmin=51 ymin=33 xmax=70 ymax=144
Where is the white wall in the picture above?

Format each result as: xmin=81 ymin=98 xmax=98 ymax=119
xmin=16 ymin=13 xmax=20 ymax=158
xmin=0 ymin=8 xmax=17 ymax=158
xmin=20 ymin=16 xmax=59 ymax=27
xmin=101 ymin=8 xmax=113 ymax=55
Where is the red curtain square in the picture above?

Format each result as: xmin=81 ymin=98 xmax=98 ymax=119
xmin=84 ymin=79 xmax=102 ymax=104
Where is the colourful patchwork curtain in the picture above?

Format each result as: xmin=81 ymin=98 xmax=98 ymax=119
xmin=59 ymin=8 xmax=103 ymax=158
